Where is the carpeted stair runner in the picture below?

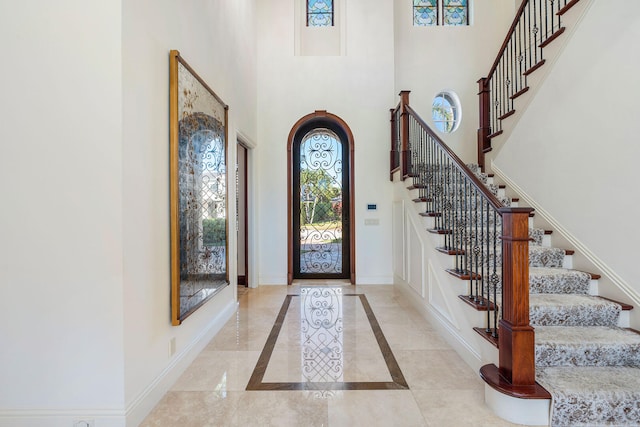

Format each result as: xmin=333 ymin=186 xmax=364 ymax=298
xmin=529 ymin=294 xmax=622 ymax=327
xmin=412 ymin=164 xmax=639 ymax=425
xmin=455 ymin=165 xmax=640 ymax=425
xmin=529 ymin=267 xmax=591 ymax=294
xmin=535 ymin=326 xmax=640 ymax=367
xmin=529 ymin=246 xmax=566 ymax=268
xmin=536 ymin=366 xmax=640 ymax=426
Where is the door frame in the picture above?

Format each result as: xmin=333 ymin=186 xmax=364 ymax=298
xmin=287 ymin=110 xmax=355 ymax=285
xmin=237 ymin=141 xmax=249 ymax=287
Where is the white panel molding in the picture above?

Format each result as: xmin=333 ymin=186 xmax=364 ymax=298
xmin=392 ymin=200 xmax=406 ymax=281
xmin=405 ymin=210 xmax=426 ymax=298
xmin=428 ymin=260 xmax=460 ymax=330
xmin=492 ymin=161 xmax=640 ymax=309
xmin=398 ymin=283 xmax=482 ymax=370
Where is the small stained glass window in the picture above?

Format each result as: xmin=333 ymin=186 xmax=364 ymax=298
xmin=307 ymin=0 xmax=334 ymax=27
xmin=413 ymin=0 xmax=469 ymax=26
xmin=432 ymin=91 xmax=461 ymax=133
xmin=443 ymin=0 xmax=468 ymax=26
xmin=413 ymin=0 xmax=438 ymax=27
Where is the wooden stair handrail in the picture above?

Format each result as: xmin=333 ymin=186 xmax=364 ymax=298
xmin=477 ymin=0 xmax=581 ymax=170
xmin=394 ymin=91 xmax=537 ymax=390
xmin=405 ymin=104 xmax=506 ymax=212
xmin=486 ymin=0 xmax=531 ymax=81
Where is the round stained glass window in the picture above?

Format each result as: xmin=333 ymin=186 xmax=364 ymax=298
xmin=432 ymin=91 xmax=461 ymax=134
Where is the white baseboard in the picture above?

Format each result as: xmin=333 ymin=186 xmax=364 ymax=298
xmin=0 ymin=411 xmax=125 ymax=427
xmin=0 ymin=302 xmax=237 ymax=427
xmin=258 ymin=276 xmax=287 ymax=285
xmin=356 ymin=276 xmax=394 ymax=285
xmin=125 ymin=299 xmax=237 ymax=426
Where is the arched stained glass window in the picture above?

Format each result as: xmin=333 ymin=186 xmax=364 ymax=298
xmin=307 ymin=0 xmax=334 ymax=27
xmin=413 ymin=0 xmax=468 ymax=26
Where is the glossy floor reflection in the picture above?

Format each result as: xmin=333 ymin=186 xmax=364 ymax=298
xmin=142 ymin=283 xmax=532 ymax=426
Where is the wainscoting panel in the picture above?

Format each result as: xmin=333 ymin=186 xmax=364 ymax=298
xmin=392 ymin=201 xmax=406 ymax=282
xmin=406 ymin=211 xmax=425 ymax=298
xmin=428 ymin=260 xmax=459 ymax=330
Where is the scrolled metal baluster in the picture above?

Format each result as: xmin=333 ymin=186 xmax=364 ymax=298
xmin=518 ymin=19 xmax=525 ymax=91
xmin=492 ymin=209 xmax=500 ymax=339
xmin=544 ymin=0 xmax=549 ymax=41
xmin=527 ymin=1 xmax=533 ymax=70
xmin=473 ymin=186 xmax=481 ymax=304
xmin=426 ymin=131 xmax=432 ymax=213
xmin=455 ymin=169 xmax=462 ymax=272
xmin=480 ymin=197 xmax=486 ymax=308
xmin=444 ymin=158 xmax=451 ymax=250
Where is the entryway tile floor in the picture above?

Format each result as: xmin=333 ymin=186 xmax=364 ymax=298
xmin=141 ymin=282 xmax=531 ymax=426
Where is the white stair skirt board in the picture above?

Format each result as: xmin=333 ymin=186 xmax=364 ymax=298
xmin=484 ymin=384 xmax=551 ymax=426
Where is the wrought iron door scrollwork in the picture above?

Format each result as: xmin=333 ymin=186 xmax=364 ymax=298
xmin=299 ymin=130 xmax=343 ymax=274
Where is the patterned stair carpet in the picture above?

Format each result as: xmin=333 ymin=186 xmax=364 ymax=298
xmin=536 ymin=366 xmax=640 ymax=426
xmin=535 ymin=326 xmax=640 ymax=367
xmin=414 ymin=164 xmax=640 ymax=425
xmin=464 ymin=164 xmax=640 ymax=426
xmin=529 ymin=246 xmax=566 ymax=268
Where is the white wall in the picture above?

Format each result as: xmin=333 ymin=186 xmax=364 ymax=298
xmin=0 ymin=0 xmax=125 ymax=423
xmin=122 ymin=0 xmax=257 ymax=424
xmin=256 ymin=0 xmax=396 ymax=284
xmin=0 ymin=0 xmax=257 ymax=425
xmin=394 ymin=0 xmax=514 ymax=162
xmin=493 ymin=0 xmax=640 ymax=310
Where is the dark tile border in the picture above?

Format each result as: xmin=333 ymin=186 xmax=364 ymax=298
xmin=246 ymin=293 xmax=409 ymax=391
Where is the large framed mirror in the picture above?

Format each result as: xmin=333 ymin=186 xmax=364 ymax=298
xmin=169 ymin=50 xmax=229 ymax=325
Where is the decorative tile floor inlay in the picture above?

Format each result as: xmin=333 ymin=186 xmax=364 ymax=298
xmin=246 ymin=287 xmax=409 ymax=391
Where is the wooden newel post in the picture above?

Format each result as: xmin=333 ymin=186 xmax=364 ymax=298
xmin=477 ymin=78 xmax=491 ymax=172
xmin=498 ymin=207 xmax=536 ymax=386
xmin=399 ymin=90 xmax=411 ymax=180
xmin=390 ymin=108 xmax=398 ymax=181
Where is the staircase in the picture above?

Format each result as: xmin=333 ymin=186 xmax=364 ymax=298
xmin=465 ymin=165 xmax=640 ymax=426
xmin=395 ymin=147 xmax=640 ymax=425
xmin=390 ymin=0 xmax=640 ymax=424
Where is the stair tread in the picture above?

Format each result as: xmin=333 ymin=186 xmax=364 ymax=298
xmin=536 ymin=366 xmax=640 ymax=426
xmin=530 ymin=294 xmax=622 ymax=327
xmin=529 ymin=267 xmax=591 ymax=294
xmin=536 ymin=325 xmax=640 ymax=345
xmin=535 ymin=326 xmax=640 ymax=368
xmin=538 ymin=365 xmax=640 ymax=393
xmin=529 ymin=246 xmax=566 ymax=268
xmin=530 ymin=293 xmax=620 ymax=307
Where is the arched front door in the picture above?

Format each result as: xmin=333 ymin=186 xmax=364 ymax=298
xmin=288 ymin=111 xmax=355 ymax=284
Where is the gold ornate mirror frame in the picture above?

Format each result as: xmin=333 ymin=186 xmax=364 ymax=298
xmin=169 ymin=50 xmax=229 ymax=325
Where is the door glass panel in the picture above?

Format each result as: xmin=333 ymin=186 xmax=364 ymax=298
xmin=299 ymin=129 xmax=343 ymax=274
